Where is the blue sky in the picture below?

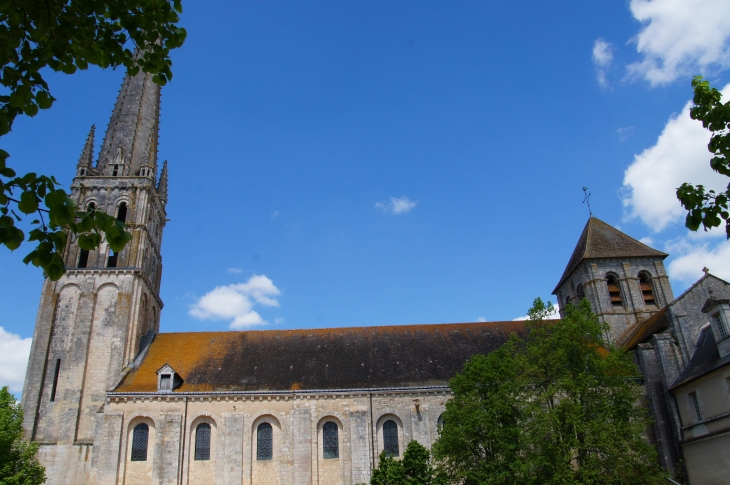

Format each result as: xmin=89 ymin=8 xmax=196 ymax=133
xmin=2 ymin=0 xmax=730 ymax=392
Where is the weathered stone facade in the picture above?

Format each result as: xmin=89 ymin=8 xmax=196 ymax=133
xmin=89 ymin=389 xmax=450 ymax=485
xmin=20 ymin=64 xmax=730 ymax=485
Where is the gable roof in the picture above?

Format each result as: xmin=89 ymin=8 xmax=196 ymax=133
xmin=113 ymin=321 xmax=527 ymax=393
xmin=670 ymin=325 xmax=730 ymax=389
xmin=553 ymin=217 xmax=667 ymax=293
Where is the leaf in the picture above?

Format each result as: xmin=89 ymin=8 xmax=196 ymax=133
xmin=18 ymin=191 xmax=39 ymax=214
xmin=77 ymin=233 xmax=101 ymax=250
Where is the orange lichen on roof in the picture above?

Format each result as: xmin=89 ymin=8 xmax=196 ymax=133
xmin=114 ymin=321 xmax=528 ymax=393
xmin=618 ymin=307 xmax=669 ymax=350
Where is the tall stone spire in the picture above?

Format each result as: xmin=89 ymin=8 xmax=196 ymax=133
xmin=157 ymin=160 xmax=169 ymax=203
xmin=96 ymin=68 xmax=160 ymax=176
xmin=76 ymin=125 xmax=95 ymax=172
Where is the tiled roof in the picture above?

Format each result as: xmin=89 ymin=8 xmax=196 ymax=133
xmin=114 ymin=321 xmax=527 ymax=393
xmin=670 ymin=326 xmax=730 ymax=389
xmin=553 ymin=217 xmax=667 ymax=293
xmin=618 ymin=306 xmax=669 ymax=350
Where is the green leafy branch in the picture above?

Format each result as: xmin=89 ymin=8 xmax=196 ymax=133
xmin=677 ymin=76 xmax=730 ymax=238
xmin=0 ymin=0 xmax=185 ymax=280
xmin=0 ymin=149 xmax=131 ymax=280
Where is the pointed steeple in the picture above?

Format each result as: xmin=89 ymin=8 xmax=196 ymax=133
xmin=553 ymin=216 xmax=668 ymax=293
xmin=97 ymin=67 xmax=161 ymax=176
xmin=157 ymin=160 xmax=169 ymax=203
xmin=76 ymin=125 xmax=95 ymax=171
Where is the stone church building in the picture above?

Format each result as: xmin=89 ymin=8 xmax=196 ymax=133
xmin=20 ymin=68 xmax=730 ymax=484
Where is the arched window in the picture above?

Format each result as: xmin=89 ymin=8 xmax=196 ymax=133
xmin=639 ymin=272 xmax=656 ymax=306
xmin=194 ymin=423 xmax=211 ymax=461
xmin=577 ymin=285 xmax=585 ymax=301
xmin=437 ymin=414 xmax=445 ymax=429
xmin=87 ymin=202 xmax=96 ymax=211
xmin=323 ymin=422 xmax=339 ymax=459
xmin=383 ymin=420 xmax=399 ymax=457
xmin=117 ymin=202 xmax=127 ymax=223
xmin=107 ymin=250 xmax=118 ymax=268
xmin=78 ymin=249 xmax=89 ymax=268
xmin=606 ymin=274 xmax=623 ymax=307
xmin=257 ymin=423 xmax=273 ymax=461
xmin=131 ymin=423 xmax=149 ymax=461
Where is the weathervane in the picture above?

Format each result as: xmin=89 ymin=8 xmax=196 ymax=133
xmin=582 ymin=186 xmax=592 ymax=216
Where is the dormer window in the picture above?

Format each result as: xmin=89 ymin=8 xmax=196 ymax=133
xmin=159 ymin=374 xmax=172 ymax=391
xmin=156 ymin=364 xmax=178 ymax=393
xmin=712 ymin=312 xmax=729 ymax=340
xmin=606 ymin=274 xmax=623 ymax=307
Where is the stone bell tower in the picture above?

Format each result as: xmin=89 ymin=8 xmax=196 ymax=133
xmin=21 ymin=68 xmax=169 ymax=484
xmin=552 ymin=217 xmax=674 ymax=343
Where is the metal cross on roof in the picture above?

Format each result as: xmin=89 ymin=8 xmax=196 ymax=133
xmin=582 ymin=186 xmax=592 ymax=216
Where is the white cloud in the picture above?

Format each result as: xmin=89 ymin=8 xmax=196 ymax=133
xmin=375 ymin=196 xmax=418 ymax=215
xmin=627 ymin=0 xmax=730 ymax=85
xmin=228 ymin=268 xmax=242 ymax=274
xmin=666 ymin=237 xmax=730 ymax=283
xmin=621 ymin=84 xmax=730 ymax=232
xmin=616 ymin=126 xmax=635 ymax=142
xmin=0 ymin=327 xmax=32 ymax=393
xmin=593 ymin=38 xmax=614 ymax=67
xmin=189 ymin=275 xmax=281 ymax=329
xmin=593 ymin=38 xmax=614 ymax=88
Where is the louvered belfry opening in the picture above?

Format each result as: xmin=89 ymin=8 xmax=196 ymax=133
xmin=606 ymin=274 xmax=623 ymax=307
xmin=639 ymin=272 xmax=656 ymax=306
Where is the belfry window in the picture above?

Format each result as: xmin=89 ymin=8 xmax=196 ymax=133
xmin=639 ymin=272 xmax=656 ymax=306
xmin=117 ymin=202 xmax=127 ymax=223
xmin=257 ymin=423 xmax=273 ymax=460
xmin=131 ymin=423 xmax=149 ymax=461
xmin=383 ymin=420 xmax=399 ymax=457
xmin=577 ymin=285 xmax=585 ymax=302
xmin=112 ymin=164 xmax=119 ymax=176
xmin=107 ymin=251 xmax=118 ymax=268
xmin=78 ymin=250 xmax=89 ymax=268
xmin=323 ymin=422 xmax=339 ymax=459
xmin=194 ymin=423 xmax=211 ymax=461
xmin=606 ymin=275 xmax=623 ymax=307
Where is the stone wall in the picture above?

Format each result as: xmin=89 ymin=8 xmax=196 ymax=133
xmin=89 ymin=388 xmax=450 ymax=485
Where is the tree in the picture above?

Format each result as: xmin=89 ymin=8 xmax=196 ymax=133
xmin=677 ymin=76 xmax=730 ymax=238
xmin=370 ymin=440 xmax=444 ymax=485
xmin=432 ymin=298 xmax=665 ymax=485
xmin=0 ymin=387 xmax=45 ymax=485
xmin=0 ymin=1 xmax=186 ymax=280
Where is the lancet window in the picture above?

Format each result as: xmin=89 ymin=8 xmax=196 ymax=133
xmin=383 ymin=420 xmax=399 ymax=457
xmin=131 ymin=423 xmax=149 ymax=461
xmin=194 ymin=423 xmax=211 ymax=461
xmin=257 ymin=423 xmax=273 ymax=460
xmin=323 ymin=422 xmax=339 ymax=459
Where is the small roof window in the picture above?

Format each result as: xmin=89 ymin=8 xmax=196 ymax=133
xmin=156 ymin=364 xmax=179 ymax=393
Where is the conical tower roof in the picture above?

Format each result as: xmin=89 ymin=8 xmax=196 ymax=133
xmin=77 ymin=125 xmax=95 ymax=168
xmin=96 ymin=66 xmax=160 ymax=176
xmin=552 ymin=217 xmax=667 ymax=293
xmin=157 ymin=160 xmax=169 ymax=203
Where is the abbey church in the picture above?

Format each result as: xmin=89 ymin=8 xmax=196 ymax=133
xmin=20 ymin=68 xmax=730 ymax=484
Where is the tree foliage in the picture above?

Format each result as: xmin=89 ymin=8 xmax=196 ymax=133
xmin=432 ymin=298 xmax=665 ymax=485
xmin=677 ymin=76 xmax=730 ymax=237
xmin=0 ymin=387 xmax=45 ymax=485
xmin=0 ymin=0 xmax=186 ymax=280
xmin=370 ymin=440 xmax=444 ymax=485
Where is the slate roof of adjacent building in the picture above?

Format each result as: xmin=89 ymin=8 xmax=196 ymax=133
xmin=553 ymin=217 xmax=667 ymax=293
xmin=670 ymin=326 xmax=730 ymax=389
xmin=618 ymin=306 xmax=670 ymax=350
xmin=114 ymin=321 xmax=527 ymax=393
